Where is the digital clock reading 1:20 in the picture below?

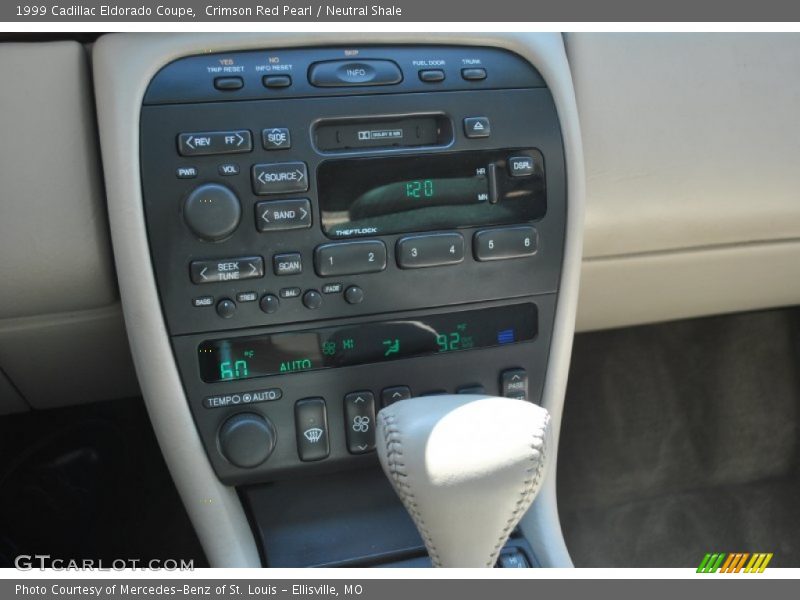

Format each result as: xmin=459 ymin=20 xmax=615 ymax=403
xmin=404 ymin=179 xmax=435 ymax=199
xmin=197 ymin=304 xmax=538 ymax=383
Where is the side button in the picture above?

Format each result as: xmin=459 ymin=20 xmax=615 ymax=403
xmin=295 ymin=398 xmax=329 ymax=461
xmin=344 ymin=391 xmax=376 ymax=454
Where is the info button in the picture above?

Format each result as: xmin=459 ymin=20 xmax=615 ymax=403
xmin=252 ymin=162 xmax=309 ymax=195
xmin=308 ymin=59 xmax=402 ymax=87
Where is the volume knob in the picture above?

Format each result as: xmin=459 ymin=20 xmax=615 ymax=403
xmin=183 ymin=183 xmax=241 ymax=241
xmin=218 ymin=413 xmax=276 ymax=469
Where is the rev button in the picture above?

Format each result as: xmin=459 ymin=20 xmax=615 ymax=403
xmin=256 ymin=199 xmax=312 ymax=232
xmin=177 ymin=130 xmax=252 ymax=156
xmin=252 ymin=162 xmax=309 ymax=195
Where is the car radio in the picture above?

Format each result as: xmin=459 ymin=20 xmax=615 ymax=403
xmin=140 ymin=45 xmax=566 ymax=484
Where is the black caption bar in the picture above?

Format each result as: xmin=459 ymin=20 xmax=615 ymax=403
xmin=3 ymin=578 xmax=796 ymax=600
xmin=4 ymin=0 xmax=800 ymax=21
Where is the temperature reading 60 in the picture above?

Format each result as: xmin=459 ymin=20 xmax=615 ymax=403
xmin=220 ymin=360 xmax=249 ymax=380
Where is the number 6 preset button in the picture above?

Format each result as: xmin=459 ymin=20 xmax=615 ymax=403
xmin=396 ymin=232 xmax=464 ymax=269
xmin=314 ymin=240 xmax=387 ymax=277
xmin=473 ymin=225 xmax=538 ymax=261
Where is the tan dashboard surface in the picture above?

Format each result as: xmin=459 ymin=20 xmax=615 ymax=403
xmin=566 ymin=33 xmax=800 ymax=330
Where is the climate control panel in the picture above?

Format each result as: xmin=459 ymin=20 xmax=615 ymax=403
xmin=140 ymin=45 xmax=566 ymax=483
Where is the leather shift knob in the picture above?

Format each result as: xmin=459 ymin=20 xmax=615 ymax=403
xmin=377 ymin=395 xmax=550 ymax=568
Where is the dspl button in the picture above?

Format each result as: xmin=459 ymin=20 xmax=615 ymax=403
xmin=508 ymin=155 xmax=535 ymax=177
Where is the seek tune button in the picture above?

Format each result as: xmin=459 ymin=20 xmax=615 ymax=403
xmin=190 ymin=256 xmax=264 ymax=284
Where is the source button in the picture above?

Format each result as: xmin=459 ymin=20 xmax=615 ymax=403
xmin=252 ymin=161 xmax=309 ymax=195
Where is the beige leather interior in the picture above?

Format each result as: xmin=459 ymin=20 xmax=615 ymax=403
xmin=566 ymin=33 xmax=800 ymax=331
xmin=0 ymin=41 xmax=137 ymax=413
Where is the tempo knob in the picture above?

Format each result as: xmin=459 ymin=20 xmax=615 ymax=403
xmin=183 ymin=183 xmax=241 ymax=241
xmin=218 ymin=413 xmax=277 ymax=469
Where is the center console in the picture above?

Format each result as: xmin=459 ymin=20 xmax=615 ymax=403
xmin=140 ymin=45 xmax=565 ymax=488
xmin=95 ymin=33 xmax=581 ymax=567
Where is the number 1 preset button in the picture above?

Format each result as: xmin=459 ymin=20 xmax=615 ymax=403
xmin=396 ymin=232 xmax=465 ymax=269
xmin=314 ymin=240 xmax=387 ymax=277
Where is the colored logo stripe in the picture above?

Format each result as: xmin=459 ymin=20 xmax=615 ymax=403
xmin=697 ymin=553 xmax=773 ymax=573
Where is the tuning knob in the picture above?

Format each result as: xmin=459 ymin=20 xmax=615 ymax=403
xmin=218 ymin=413 xmax=276 ymax=468
xmin=183 ymin=183 xmax=241 ymax=241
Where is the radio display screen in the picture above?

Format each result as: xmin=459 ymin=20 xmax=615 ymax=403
xmin=197 ymin=304 xmax=537 ymax=383
xmin=317 ymin=149 xmax=545 ymax=239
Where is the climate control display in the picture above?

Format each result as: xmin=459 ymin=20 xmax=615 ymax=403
xmin=197 ymin=304 xmax=537 ymax=383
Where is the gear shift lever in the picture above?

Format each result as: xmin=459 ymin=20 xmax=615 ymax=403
xmin=376 ymin=395 xmax=550 ymax=568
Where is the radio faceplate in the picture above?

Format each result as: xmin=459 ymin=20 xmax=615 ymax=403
xmin=139 ymin=45 xmax=566 ymax=483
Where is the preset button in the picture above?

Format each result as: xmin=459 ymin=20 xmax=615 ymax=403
xmin=314 ymin=240 xmax=387 ymax=277
xmin=474 ymin=226 xmax=538 ymax=261
xmin=396 ymin=232 xmax=465 ymax=269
